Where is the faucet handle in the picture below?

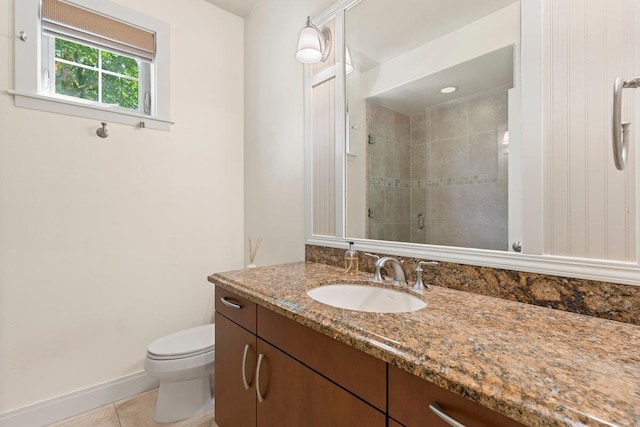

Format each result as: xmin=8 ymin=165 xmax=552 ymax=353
xmin=417 ymin=261 xmax=438 ymax=270
xmin=412 ymin=261 xmax=438 ymax=290
xmin=364 ymin=253 xmax=384 ymax=281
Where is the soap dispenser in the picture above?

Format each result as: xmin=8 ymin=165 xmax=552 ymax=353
xmin=344 ymin=241 xmax=359 ymax=275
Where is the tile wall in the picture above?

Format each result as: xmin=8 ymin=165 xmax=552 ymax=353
xmin=366 ymin=102 xmax=411 ymax=242
xmin=367 ymin=90 xmax=509 ymax=250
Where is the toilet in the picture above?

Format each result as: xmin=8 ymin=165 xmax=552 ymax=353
xmin=144 ymin=324 xmax=215 ymax=423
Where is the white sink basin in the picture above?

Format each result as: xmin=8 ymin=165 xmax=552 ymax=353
xmin=306 ymin=284 xmax=426 ymax=313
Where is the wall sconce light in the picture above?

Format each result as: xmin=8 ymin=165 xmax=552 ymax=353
xmin=296 ymin=16 xmax=331 ymax=64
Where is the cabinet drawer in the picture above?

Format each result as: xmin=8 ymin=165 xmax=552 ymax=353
xmin=215 ymin=286 xmax=256 ymax=333
xmin=257 ymin=305 xmax=386 ymax=411
xmin=389 ymin=365 xmax=526 ymax=427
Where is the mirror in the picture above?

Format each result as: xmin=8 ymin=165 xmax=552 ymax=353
xmin=305 ymin=0 xmax=640 ymax=286
xmin=344 ymin=0 xmax=520 ymax=251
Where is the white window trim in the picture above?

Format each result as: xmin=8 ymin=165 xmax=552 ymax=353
xmin=12 ymin=0 xmax=172 ymax=131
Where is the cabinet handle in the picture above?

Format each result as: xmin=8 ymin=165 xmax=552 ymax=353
xmin=220 ymin=296 xmax=242 ymax=309
xmin=429 ymin=403 xmax=466 ymax=427
xmin=256 ymin=353 xmax=266 ymax=402
xmin=241 ymin=344 xmax=251 ymax=390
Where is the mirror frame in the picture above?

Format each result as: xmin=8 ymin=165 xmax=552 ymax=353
xmin=304 ymin=0 xmax=640 ymax=286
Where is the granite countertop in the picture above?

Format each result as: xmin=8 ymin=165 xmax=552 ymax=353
xmin=208 ymin=261 xmax=640 ymax=427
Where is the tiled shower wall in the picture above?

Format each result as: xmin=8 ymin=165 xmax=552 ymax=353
xmin=367 ymin=90 xmax=509 ymax=250
xmin=366 ymin=103 xmax=411 ymax=241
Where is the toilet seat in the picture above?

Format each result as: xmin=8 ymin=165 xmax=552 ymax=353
xmin=147 ymin=324 xmax=215 ymax=361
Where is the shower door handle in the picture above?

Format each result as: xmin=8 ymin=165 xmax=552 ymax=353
xmin=612 ymin=76 xmax=639 ymax=170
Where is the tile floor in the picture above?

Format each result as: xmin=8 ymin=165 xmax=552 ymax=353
xmin=47 ymin=388 xmax=217 ymax=427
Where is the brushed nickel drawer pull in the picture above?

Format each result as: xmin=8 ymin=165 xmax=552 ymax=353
xmin=220 ymin=296 xmax=242 ymax=309
xmin=256 ymin=353 xmax=266 ymax=402
xmin=429 ymin=403 xmax=466 ymax=427
xmin=241 ymin=344 xmax=251 ymax=390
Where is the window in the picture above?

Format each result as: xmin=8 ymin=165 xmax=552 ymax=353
xmin=13 ymin=0 xmax=171 ymax=131
xmin=43 ymin=38 xmax=149 ymax=112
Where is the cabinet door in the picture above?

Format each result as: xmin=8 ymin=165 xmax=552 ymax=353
xmin=257 ymin=305 xmax=386 ymax=411
xmin=255 ymin=338 xmax=385 ymax=427
xmin=389 ymin=365 xmax=525 ymax=427
xmin=215 ymin=313 xmax=257 ymax=427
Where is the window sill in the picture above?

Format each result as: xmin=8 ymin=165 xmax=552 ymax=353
xmin=8 ymin=90 xmax=173 ymax=131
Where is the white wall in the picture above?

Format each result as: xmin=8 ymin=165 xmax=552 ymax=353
xmin=243 ymin=0 xmax=335 ymax=266
xmin=0 ymin=0 xmax=244 ymax=413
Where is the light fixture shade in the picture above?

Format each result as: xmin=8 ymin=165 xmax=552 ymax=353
xmin=296 ymin=24 xmax=323 ymax=63
xmin=345 ymin=46 xmax=354 ymax=75
xmin=296 ymin=16 xmax=331 ymax=64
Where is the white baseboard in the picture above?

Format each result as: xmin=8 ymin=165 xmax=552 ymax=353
xmin=0 ymin=372 xmax=159 ymax=427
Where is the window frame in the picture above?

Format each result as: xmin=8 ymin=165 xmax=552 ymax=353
xmin=13 ymin=0 xmax=172 ymax=131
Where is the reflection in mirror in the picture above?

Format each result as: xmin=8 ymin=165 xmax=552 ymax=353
xmin=345 ymin=0 xmax=520 ymax=251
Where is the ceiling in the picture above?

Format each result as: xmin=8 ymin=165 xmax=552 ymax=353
xmin=204 ymin=0 xmax=259 ymax=17
xmin=344 ymin=0 xmax=518 ymax=116
xmin=346 ymin=0 xmax=519 ymax=71
xmin=365 ymin=45 xmax=514 ymax=116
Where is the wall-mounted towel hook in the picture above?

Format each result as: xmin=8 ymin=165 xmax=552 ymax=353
xmin=96 ymin=122 xmax=109 ymax=138
xmin=18 ymin=31 xmax=27 ymax=41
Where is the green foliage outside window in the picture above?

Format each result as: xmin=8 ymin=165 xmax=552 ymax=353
xmin=102 ymin=51 xmax=139 ymax=78
xmin=54 ymin=38 xmax=140 ymax=110
xmin=103 ymin=74 xmax=139 ymax=108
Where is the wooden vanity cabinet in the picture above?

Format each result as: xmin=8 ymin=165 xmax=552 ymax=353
xmin=215 ymin=286 xmax=525 ymax=427
xmin=214 ymin=286 xmax=386 ymax=427
xmin=388 ymin=365 xmax=526 ymax=427
xmin=214 ymin=288 xmax=257 ymax=427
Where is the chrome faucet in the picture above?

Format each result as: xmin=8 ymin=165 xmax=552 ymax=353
xmin=374 ymin=256 xmax=407 ymax=285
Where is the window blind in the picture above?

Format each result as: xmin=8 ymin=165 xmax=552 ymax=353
xmin=41 ymin=0 xmax=155 ymax=61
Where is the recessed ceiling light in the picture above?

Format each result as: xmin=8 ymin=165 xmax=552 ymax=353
xmin=440 ymin=86 xmax=457 ymax=94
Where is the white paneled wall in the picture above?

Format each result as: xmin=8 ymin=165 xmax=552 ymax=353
xmin=543 ymin=0 xmax=636 ymax=261
xmin=312 ymin=76 xmax=337 ymax=236
xmin=311 ymin=19 xmax=338 ymax=237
